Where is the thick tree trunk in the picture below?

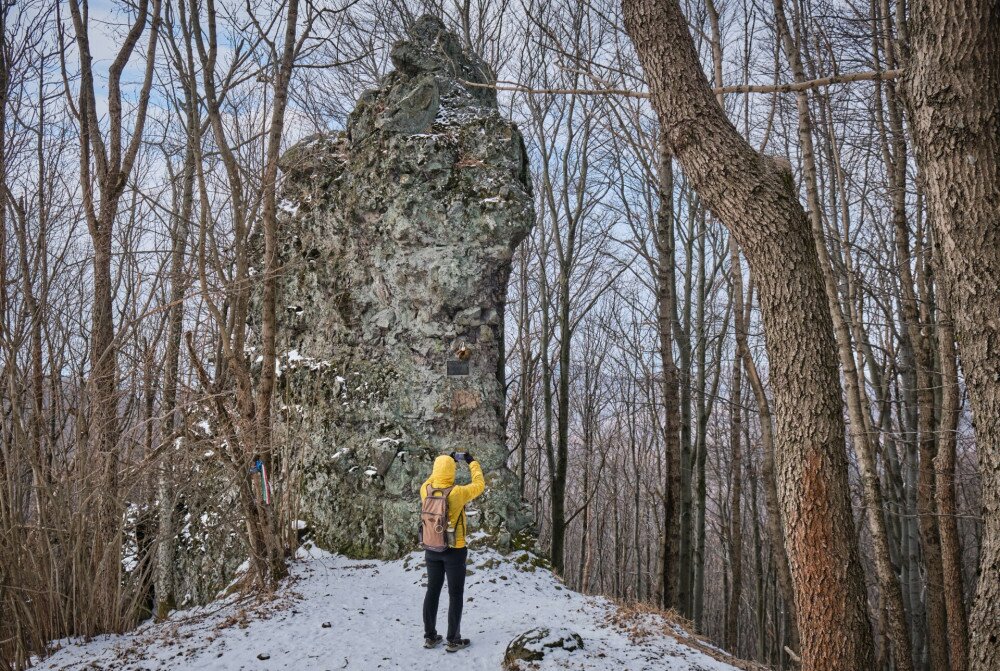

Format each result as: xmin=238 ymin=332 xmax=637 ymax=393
xmin=622 ymin=1 xmax=876 ymax=668
xmin=904 ymin=3 xmax=1000 ymax=670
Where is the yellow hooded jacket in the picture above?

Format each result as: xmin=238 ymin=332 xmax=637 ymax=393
xmin=419 ymin=455 xmax=485 ymax=549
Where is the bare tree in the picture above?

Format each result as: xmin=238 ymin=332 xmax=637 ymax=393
xmin=621 ymin=0 xmax=875 ymax=667
xmin=183 ymin=0 xmax=315 ymax=587
xmin=63 ymin=0 xmax=162 ymax=633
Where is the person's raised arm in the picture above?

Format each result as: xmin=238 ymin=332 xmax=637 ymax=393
xmin=456 ymin=455 xmax=485 ymax=503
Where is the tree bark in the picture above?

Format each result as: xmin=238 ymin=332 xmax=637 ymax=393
xmin=621 ymin=1 xmax=876 ymax=668
xmin=904 ymin=3 xmax=1000 ymax=669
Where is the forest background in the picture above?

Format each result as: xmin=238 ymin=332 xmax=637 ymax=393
xmin=1 ymin=1 xmax=997 ymax=671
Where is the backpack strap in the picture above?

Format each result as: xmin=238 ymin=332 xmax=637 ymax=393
xmin=426 ymin=483 xmax=455 ymax=498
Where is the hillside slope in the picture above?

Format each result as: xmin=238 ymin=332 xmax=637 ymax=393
xmin=35 ymin=541 xmax=749 ymax=671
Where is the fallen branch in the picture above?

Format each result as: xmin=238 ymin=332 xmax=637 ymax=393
xmin=461 ymin=69 xmax=901 ymax=99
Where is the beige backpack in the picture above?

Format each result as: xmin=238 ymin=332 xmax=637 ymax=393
xmin=419 ymin=484 xmax=455 ymax=552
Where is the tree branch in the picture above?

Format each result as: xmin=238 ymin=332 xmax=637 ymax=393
xmin=460 ymin=68 xmax=902 ymax=99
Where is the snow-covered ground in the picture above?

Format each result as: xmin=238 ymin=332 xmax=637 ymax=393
xmin=35 ymin=540 xmax=746 ymax=671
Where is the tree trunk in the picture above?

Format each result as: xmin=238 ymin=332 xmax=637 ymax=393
xmin=742 ymin=284 xmax=799 ymax=661
xmin=905 ymin=4 xmax=1000 ymax=669
xmin=155 ymin=138 xmax=195 ymax=620
xmin=770 ymin=2 xmax=912 ymax=667
xmin=622 ymin=1 xmax=876 ymax=667
xmin=750 ymin=453 xmax=767 ymax=662
xmin=551 ymin=258 xmax=572 ymax=576
xmin=869 ymin=4 xmax=950 ymax=663
xmin=691 ymin=208 xmax=708 ymax=625
xmin=654 ymin=137 xmax=681 ymax=610
xmin=705 ymin=4 xmax=744 ymax=646
xmin=539 ymin=220 xmax=558 ymax=569
xmin=726 ymin=238 xmax=744 ymax=653
xmin=252 ymin=0 xmax=300 ymax=583
xmin=933 ymin=254 xmax=969 ymax=671
xmin=677 ymin=189 xmax=696 ymax=616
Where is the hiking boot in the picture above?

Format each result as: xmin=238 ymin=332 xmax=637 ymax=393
xmin=423 ymin=634 xmax=443 ymax=649
xmin=445 ymin=638 xmax=470 ymax=652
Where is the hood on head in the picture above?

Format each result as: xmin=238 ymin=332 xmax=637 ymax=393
xmin=430 ymin=454 xmax=456 ymax=487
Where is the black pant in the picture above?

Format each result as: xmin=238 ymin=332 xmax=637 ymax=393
xmin=423 ymin=547 xmax=468 ymax=641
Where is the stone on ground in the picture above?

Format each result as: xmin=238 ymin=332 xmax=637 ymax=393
xmin=503 ymin=627 xmax=586 ymax=669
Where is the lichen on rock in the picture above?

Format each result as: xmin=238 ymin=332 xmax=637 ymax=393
xmin=272 ymin=15 xmax=534 ymax=558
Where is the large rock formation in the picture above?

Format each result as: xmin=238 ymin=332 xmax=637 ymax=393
xmin=271 ymin=16 xmax=534 ymax=558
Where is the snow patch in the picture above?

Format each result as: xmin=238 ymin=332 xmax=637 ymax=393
xmin=277 ymin=350 xmax=332 ymax=375
xmin=278 ymin=198 xmax=300 ymax=216
xmin=34 ymin=544 xmax=743 ymax=671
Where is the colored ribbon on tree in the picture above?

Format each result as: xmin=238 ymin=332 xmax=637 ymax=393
xmin=251 ymin=458 xmax=272 ymax=505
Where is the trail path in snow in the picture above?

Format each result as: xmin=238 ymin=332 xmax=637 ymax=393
xmin=35 ymin=543 xmax=746 ymax=671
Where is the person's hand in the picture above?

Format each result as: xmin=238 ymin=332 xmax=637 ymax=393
xmin=463 ymin=452 xmax=474 ymax=464
xmin=449 ymin=451 xmax=458 ymax=462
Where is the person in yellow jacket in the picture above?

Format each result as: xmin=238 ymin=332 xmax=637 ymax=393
xmin=420 ymin=451 xmax=485 ymax=652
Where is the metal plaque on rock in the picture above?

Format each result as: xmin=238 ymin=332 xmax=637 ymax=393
xmin=447 ymin=360 xmax=470 ymax=376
